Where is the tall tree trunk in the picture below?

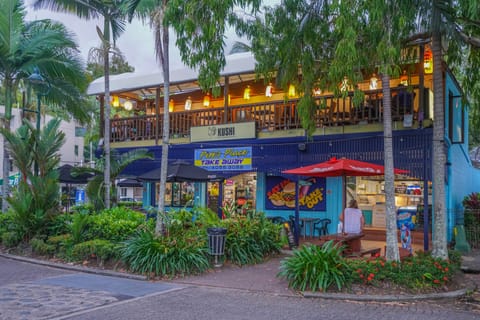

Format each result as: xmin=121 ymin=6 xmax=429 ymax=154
xmin=382 ymin=74 xmax=400 ymax=261
xmin=431 ymin=29 xmax=448 ymax=259
xmin=155 ymin=21 xmax=170 ymax=236
xmin=1 ymin=78 xmax=12 ymax=213
xmin=103 ymin=22 xmax=111 ymax=209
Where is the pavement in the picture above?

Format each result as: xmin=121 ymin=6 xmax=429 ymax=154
xmin=1 ymin=244 xmax=480 ymax=303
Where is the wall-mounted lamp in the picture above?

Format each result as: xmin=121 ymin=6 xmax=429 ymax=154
xmin=400 ymin=70 xmax=408 ymax=86
xmin=112 ymin=96 xmax=120 ymax=107
xmin=424 ymin=46 xmax=433 ymax=74
xmin=265 ymin=83 xmax=273 ymax=97
xmin=185 ymin=96 xmax=192 ymax=110
xmin=369 ymin=73 xmax=378 ymax=89
xmin=203 ymin=92 xmax=210 ymax=107
xmin=124 ymin=99 xmax=133 ymax=111
xmin=288 ymin=84 xmax=296 ymax=97
xmin=168 ymin=99 xmax=174 ymax=112
xmin=243 ymin=85 xmax=251 ymax=100
xmin=313 ymin=87 xmax=322 ymax=96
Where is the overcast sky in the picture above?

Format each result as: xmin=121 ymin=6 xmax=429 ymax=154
xmin=24 ymin=1 xmax=278 ymax=75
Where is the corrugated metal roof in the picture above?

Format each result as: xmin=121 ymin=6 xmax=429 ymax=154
xmin=87 ymin=52 xmax=257 ymax=97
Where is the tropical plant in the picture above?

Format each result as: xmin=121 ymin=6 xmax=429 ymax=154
xmin=33 ymin=0 xmax=142 ymax=209
xmin=278 ymin=241 xmax=351 ymax=292
xmin=1 ymin=119 xmax=65 ymax=240
xmin=0 ymin=0 xmax=89 ymax=211
xmin=121 ymin=229 xmax=210 ymax=277
xmin=71 ymin=239 xmax=118 ymax=265
xmin=72 ymin=148 xmax=153 ymax=210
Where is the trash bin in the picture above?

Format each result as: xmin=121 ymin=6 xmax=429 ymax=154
xmin=207 ymin=227 xmax=227 ymax=267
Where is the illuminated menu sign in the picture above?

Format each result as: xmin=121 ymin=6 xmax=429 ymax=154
xmin=195 ymin=147 xmax=252 ymax=171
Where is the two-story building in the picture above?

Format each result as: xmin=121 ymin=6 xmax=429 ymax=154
xmin=88 ymin=50 xmax=480 ymax=248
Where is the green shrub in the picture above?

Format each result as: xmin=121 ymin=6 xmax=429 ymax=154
xmin=278 ymin=241 xmax=351 ymax=292
xmin=70 ymin=213 xmax=90 ymax=244
xmin=121 ymin=230 xmax=210 ymax=277
xmin=71 ymin=239 xmax=118 ymax=264
xmin=0 ymin=212 xmax=18 ymax=238
xmin=30 ymin=238 xmax=55 ymax=256
xmin=71 ymin=204 xmax=94 ymax=215
xmin=2 ymin=231 xmax=21 ymax=248
xmin=86 ymin=207 xmax=146 ymax=242
xmin=223 ymin=214 xmax=282 ymax=266
xmin=47 ymin=234 xmax=73 ymax=250
xmin=46 ymin=214 xmax=73 ymax=237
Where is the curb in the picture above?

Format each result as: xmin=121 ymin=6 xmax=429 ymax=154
xmin=303 ymin=287 xmax=472 ymax=301
xmin=0 ymin=253 xmax=147 ymax=281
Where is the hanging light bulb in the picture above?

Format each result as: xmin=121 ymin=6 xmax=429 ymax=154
xmin=288 ymin=84 xmax=296 ymax=97
xmin=112 ymin=96 xmax=120 ymax=107
xmin=424 ymin=46 xmax=433 ymax=74
xmin=124 ymin=99 xmax=133 ymax=111
xmin=203 ymin=92 xmax=210 ymax=107
xmin=265 ymin=83 xmax=273 ymax=97
xmin=369 ymin=73 xmax=378 ymax=89
xmin=168 ymin=99 xmax=174 ymax=112
xmin=340 ymin=76 xmax=349 ymax=92
xmin=313 ymin=87 xmax=322 ymax=95
xmin=243 ymin=85 xmax=251 ymax=100
xmin=185 ymin=96 xmax=192 ymax=110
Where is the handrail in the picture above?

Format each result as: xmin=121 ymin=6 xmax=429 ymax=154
xmin=109 ymin=86 xmax=424 ymax=143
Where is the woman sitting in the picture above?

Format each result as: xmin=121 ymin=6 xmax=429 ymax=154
xmin=339 ymin=199 xmax=365 ymax=234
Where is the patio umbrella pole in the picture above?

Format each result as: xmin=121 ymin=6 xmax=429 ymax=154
xmin=294 ymin=179 xmax=300 ymax=246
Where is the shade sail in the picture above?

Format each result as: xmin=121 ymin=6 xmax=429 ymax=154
xmin=58 ymin=164 xmax=93 ymax=184
xmin=137 ymin=162 xmax=224 ymax=182
xmin=282 ymin=157 xmax=409 ymax=177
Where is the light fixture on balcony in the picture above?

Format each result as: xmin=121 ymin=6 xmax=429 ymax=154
xmin=340 ymin=76 xmax=349 ymax=92
xmin=369 ymin=73 xmax=378 ymax=90
xmin=265 ymin=83 xmax=273 ymax=97
xmin=203 ymin=92 xmax=210 ymax=107
xmin=185 ymin=96 xmax=192 ymax=110
xmin=124 ymin=99 xmax=133 ymax=111
xmin=288 ymin=84 xmax=296 ymax=97
xmin=400 ymin=70 xmax=408 ymax=86
xmin=112 ymin=95 xmax=120 ymax=107
xmin=243 ymin=85 xmax=251 ymax=100
xmin=313 ymin=87 xmax=322 ymax=96
xmin=424 ymin=46 xmax=433 ymax=74
xmin=168 ymin=99 xmax=174 ymax=112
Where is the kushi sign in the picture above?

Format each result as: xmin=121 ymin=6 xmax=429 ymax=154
xmin=190 ymin=122 xmax=255 ymax=142
xmin=195 ymin=147 xmax=252 ymax=171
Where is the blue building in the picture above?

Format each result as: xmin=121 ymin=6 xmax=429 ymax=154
xmin=88 ymin=50 xmax=480 ymax=247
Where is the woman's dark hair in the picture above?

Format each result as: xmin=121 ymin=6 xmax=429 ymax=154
xmin=348 ymin=199 xmax=358 ymax=209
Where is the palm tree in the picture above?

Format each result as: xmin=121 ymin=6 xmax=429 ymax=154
xmin=0 ymin=0 xmax=89 ymax=212
xmin=32 ymin=0 xmax=141 ymax=209
xmin=133 ymin=0 xmax=171 ymax=235
xmin=72 ymin=148 xmax=153 ymax=211
xmin=1 ymin=119 xmax=65 ymax=240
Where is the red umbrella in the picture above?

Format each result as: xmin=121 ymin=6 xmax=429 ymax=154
xmin=282 ymin=157 xmax=409 ymax=177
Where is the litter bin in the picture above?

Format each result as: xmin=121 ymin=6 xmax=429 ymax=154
xmin=207 ymin=227 xmax=227 ymax=267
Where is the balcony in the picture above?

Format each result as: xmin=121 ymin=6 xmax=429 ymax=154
xmin=108 ymin=85 xmax=428 ymax=144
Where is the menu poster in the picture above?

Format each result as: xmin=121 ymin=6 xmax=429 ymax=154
xmin=265 ymin=176 xmax=326 ymax=211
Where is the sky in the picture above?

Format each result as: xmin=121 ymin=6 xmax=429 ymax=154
xmin=24 ymin=1 xmax=276 ymax=75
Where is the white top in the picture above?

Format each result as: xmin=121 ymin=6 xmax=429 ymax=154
xmin=343 ymin=208 xmax=363 ymax=233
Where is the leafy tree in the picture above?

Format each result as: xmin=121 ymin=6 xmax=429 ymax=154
xmin=86 ymin=45 xmax=135 ymax=81
xmin=0 ymin=0 xmax=89 ymax=212
xmin=0 ymin=119 xmax=65 ymax=240
xmin=33 ymin=0 xmax=142 ymax=209
xmin=72 ymin=148 xmax=153 ymax=211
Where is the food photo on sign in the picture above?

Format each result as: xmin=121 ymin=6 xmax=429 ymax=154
xmin=265 ymin=176 xmax=326 ymax=211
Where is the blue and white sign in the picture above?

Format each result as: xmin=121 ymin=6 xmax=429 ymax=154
xmin=75 ymin=188 xmax=86 ymax=205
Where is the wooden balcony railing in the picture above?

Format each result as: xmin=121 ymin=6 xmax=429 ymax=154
xmin=109 ymin=86 xmax=425 ymax=143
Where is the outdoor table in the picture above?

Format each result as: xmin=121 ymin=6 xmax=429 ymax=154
xmin=300 ymin=217 xmax=317 ymax=239
xmin=319 ymin=232 xmax=364 ymax=254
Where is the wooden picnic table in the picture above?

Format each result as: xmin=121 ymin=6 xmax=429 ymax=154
xmin=319 ymin=233 xmax=365 ymax=254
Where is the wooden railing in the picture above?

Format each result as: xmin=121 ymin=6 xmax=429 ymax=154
xmin=109 ymin=86 xmax=424 ymax=143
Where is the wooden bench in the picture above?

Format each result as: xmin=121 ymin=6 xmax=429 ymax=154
xmin=358 ymin=247 xmax=381 ymax=257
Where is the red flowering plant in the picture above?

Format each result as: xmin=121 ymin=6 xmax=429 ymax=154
xmin=346 ymin=250 xmax=461 ymax=293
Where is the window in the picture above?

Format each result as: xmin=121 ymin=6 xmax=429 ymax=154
xmin=448 ymin=91 xmax=464 ymax=144
xmin=157 ymin=182 xmax=194 ymax=207
xmin=74 ymin=145 xmax=79 ymax=156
